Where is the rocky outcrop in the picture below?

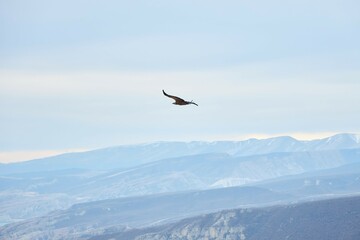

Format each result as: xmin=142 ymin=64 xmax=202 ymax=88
xmin=99 ymin=195 xmax=360 ymax=240
xmin=136 ymin=211 xmax=246 ymax=240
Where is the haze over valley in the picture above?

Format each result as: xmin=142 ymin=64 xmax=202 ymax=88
xmin=1 ymin=133 xmax=360 ymax=239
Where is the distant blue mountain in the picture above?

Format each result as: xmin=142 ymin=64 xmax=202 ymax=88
xmin=67 ymin=148 xmax=360 ymax=200
xmin=96 ymin=195 xmax=360 ymax=240
xmin=2 ymin=148 xmax=359 ymax=199
xmin=1 ymin=133 xmax=359 ymax=174
xmin=0 ymin=186 xmax=292 ymax=240
xmin=1 ymin=133 xmax=360 ymax=229
xmin=2 ymin=188 xmax=359 ymax=240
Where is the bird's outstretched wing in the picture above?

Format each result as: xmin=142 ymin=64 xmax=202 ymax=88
xmin=162 ymin=90 xmax=186 ymax=104
xmin=163 ymin=90 xmax=198 ymax=106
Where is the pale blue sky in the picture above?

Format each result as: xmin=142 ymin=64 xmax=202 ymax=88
xmin=1 ymin=0 xmax=360 ymax=161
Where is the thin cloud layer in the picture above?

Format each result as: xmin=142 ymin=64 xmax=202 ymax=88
xmin=0 ymin=0 xmax=359 ymax=153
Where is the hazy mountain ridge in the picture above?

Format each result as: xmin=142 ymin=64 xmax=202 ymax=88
xmin=5 ymin=149 xmax=356 ymax=201
xmin=1 ymin=148 xmax=359 ymax=227
xmin=2 ymin=147 xmax=359 ymax=200
xmin=1 ymin=133 xmax=360 ymax=232
xmin=0 ymin=191 xmax=76 ymax=226
xmin=105 ymin=195 xmax=360 ymax=240
xmin=0 ymin=186 xmax=292 ymax=240
xmin=1 ymin=133 xmax=359 ymax=174
xmin=1 ymin=160 xmax=360 ymax=239
xmin=70 ymin=148 xmax=360 ymax=200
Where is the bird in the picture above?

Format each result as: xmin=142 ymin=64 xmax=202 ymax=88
xmin=162 ymin=90 xmax=198 ymax=106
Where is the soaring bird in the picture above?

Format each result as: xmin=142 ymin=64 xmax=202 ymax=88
xmin=162 ymin=90 xmax=198 ymax=106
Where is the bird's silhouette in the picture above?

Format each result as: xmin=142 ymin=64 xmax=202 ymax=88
xmin=162 ymin=90 xmax=198 ymax=106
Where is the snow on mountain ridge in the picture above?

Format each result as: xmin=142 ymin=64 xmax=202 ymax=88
xmin=211 ymin=178 xmax=256 ymax=188
xmin=1 ymin=133 xmax=360 ymax=174
xmin=349 ymin=133 xmax=360 ymax=144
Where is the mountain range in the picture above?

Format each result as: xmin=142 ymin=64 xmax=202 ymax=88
xmin=1 ymin=133 xmax=359 ymax=174
xmin=1 ymin=133 xmax=360 ymax=239
xmin=96 ymin=195 xmax=360 ymax=240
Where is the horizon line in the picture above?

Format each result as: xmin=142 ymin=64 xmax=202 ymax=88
xmin=0 ymin=132 xmax=359 ymax=164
